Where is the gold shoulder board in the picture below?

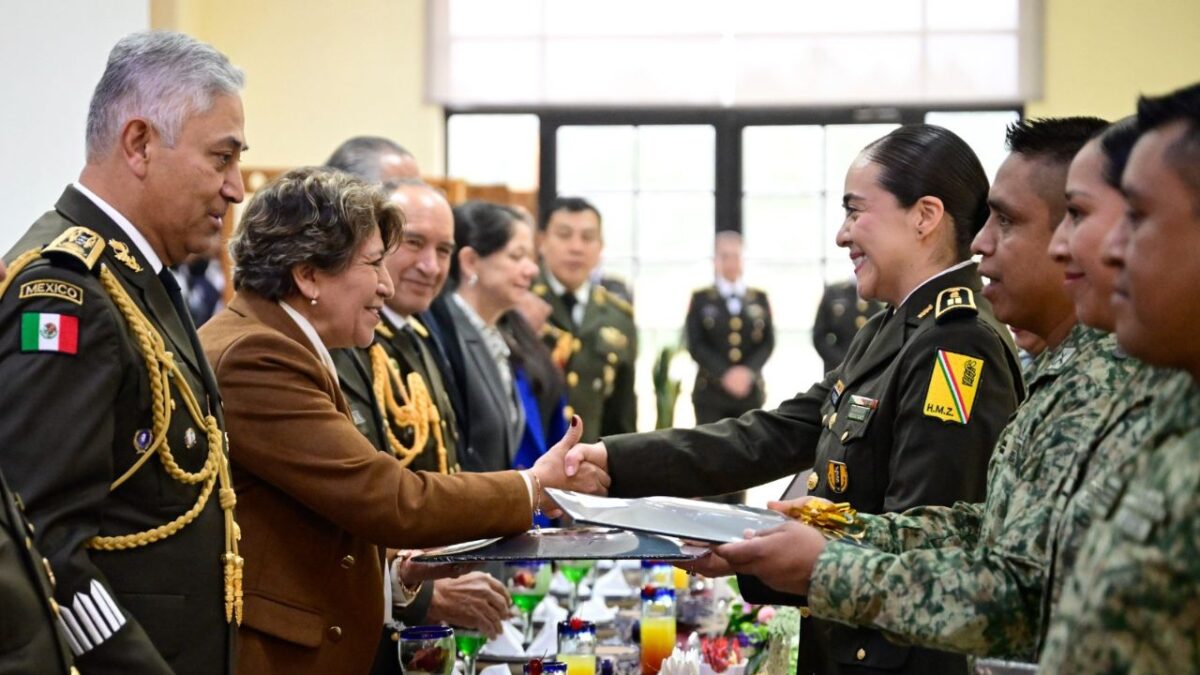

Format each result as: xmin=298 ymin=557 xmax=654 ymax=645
xmin=598 ymin=286 xmax=633 ymax=316
xmin=42 ymin=226 xmax=105 ymax=271
xmin=935 ymin=287 xmax=978 ymax=323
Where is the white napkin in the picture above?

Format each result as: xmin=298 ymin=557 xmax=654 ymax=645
xmin=479 ymin=620 xmax=525 ymax=657
xmin=532 ymin=595 xmax=569 ymax=625
xmin=659 ymin=646 xmax=702 ymax=675
xmin=573 ymin=594 xmax=617 ymax=623
xmin=525 ymin=619 xmax=558 ymax=659
xmin=592 ymin=564 xmax=636 ymax=598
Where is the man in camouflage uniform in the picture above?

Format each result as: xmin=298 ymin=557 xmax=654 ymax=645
xmin=1039 ymin=82 xmax=1200 ymax=674
xmin=714 ymin=118 xmax=1154 ymax=664
xmin=534 ymin=196 xmax=637 ymax=442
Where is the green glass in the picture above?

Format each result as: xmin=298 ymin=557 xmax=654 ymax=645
xmin=511 ymin=590 xmax=545 ymax=615
xmin=506 ymin=561 xmax=551 ymax=645
xmin=455 ymin=630 xmax=486 ymax=675
xmin=558 ymin=560 xmax=595 ymax=613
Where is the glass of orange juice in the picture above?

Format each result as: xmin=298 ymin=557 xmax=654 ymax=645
xmin=640 ymin=587 xmax=676 ymax=675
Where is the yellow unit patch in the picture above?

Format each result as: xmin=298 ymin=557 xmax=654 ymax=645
xmin=19 ymin=280 xmax=83 ymax=305
xmin=924 ymin=349 xmax=984 ymax=424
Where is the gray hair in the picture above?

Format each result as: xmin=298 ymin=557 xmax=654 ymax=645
xmin=324 ymin=136 xmax=414 ymax=188
xmin=230 ymin=167 xmax=403 ymax=301
xmin=86 ymin=31 xmax=244 ymax=161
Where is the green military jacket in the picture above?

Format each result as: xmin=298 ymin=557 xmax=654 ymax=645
xmin=1038 ymin=376 xmax=1200 ymax=674
xmin=370 ymin=313 xmax=460 ymax=474
xmin=685 ymin=284 xmax=775 ymax=418
xmin=0 ymin=470 xmax=75 ymax=674
xmin=807 ymin=325 xmax=1140 ymax=660
xmin=533 ymin=272 xmax=637 ymax=442
xmin=0 ymin=187 xmax=233 ymax=675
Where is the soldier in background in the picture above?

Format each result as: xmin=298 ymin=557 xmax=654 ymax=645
xmin=534 ymin=196 xmax=637 ymax=442
xmin=684 ymin=232 xmax=775 ymax=503
xmin=812 ymin=279 xmax=886 ymax=374
xmin=687 ymin=230 xmax=775 ymax=424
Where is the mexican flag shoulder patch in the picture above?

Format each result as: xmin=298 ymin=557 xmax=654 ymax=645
xmin=21 ymin=312 xmax=79 ymax=355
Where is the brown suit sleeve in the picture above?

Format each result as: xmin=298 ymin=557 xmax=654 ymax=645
xmin=212 ymin=330 xmax=531 ymax=548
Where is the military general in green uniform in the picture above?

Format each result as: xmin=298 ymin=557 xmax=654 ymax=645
xmin=534 ymin=197 xmax=637 ymax=442
xmin=0 ymin=32 xmax=245 ymax=675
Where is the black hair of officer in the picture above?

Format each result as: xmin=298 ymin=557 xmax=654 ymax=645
xmin=861 ymin=124 xmax=990 ymax=260
xmin=1135 ymin=81 xmax=1200 ymax=209
xmin=540 ymin=195 xmax=602 ymax=232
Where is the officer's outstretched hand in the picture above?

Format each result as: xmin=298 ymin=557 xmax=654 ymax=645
xmin=530 ymin=416 xmax=611 ymax=515
xmin=714 ymin=521 xmax=828 ymax=596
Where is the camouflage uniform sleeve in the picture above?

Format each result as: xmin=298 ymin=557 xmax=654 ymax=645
xmin=807 ymin=399 xmax=1116 ymax=659
xmin=859 ymin=501 xmax=986 ymax=554
xmin=1039 ymin=428 xmax=1200 ymax=674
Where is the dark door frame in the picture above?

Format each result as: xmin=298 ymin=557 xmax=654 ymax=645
xmin=444 ymin=104 xmax=1023 ymax=230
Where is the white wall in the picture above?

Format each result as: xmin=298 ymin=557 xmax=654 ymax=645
xmin=0 ymin=0 xmax=149 ymax=252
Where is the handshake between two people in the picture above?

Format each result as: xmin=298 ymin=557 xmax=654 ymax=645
xmin=525 ymin=415 xmax=612 ymax=516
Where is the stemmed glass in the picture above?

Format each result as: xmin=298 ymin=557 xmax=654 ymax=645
xmin=453 ymin=628 xmax=486 ymax=675
xmin=505 ymin=560 xmax=551 ymax=645
xmin=557 ymin=559 xmax=595 ymax=614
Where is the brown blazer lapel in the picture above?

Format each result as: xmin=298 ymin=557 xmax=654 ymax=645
xmin=229 ymin=293 xmax=352 ymax=417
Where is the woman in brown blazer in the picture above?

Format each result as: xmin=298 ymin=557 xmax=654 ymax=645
xmin=199 ymin=168 xmax=604 ymax=675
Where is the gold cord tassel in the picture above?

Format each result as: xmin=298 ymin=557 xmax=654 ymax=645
xmin=368 ymin=344 xmax=448 ymax=472
xmin=86 ymin=265 xmax=243 ymax=624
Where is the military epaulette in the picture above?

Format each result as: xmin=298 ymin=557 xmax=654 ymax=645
xmin=41 ymin=226 xmax=105 ymax=272
xmin=704 ymin=287 xmax=720 ymax=300
xmin=746 ymin=287 xmax=766 ymax=301
xmin=375 ymin=322 xmax=395 ymax=339
xmin=407 ymin=316 xmax=430 ymax=338
xmin=596 ymin=285 xmax=633 ymax=316
xmin=935 ymin=287 xmax=978 ymax=323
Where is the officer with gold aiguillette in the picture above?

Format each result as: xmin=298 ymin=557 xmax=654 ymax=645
xmin=0 ymin=32 xmax=244 ymax=675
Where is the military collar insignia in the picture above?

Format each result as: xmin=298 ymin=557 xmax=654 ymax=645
xmin=375 ymin=322 xmax=396 ymax=339
xmin=407 ymin=316 xmax=430 ymax=338
xmin=830 ymin=379 xmax=846 ymax=407
xmin=1047 ymin=346 xmax=1077 ymax=373
xmin=42 ymin=226 xmax=105 ymax=271
xmin=916 ymin=304 xmax=934 ymax=320
xmin=934 ymin=287 xmax=977 ymax=323
xmin=108 ymin=239 xmax=144 ymax=273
